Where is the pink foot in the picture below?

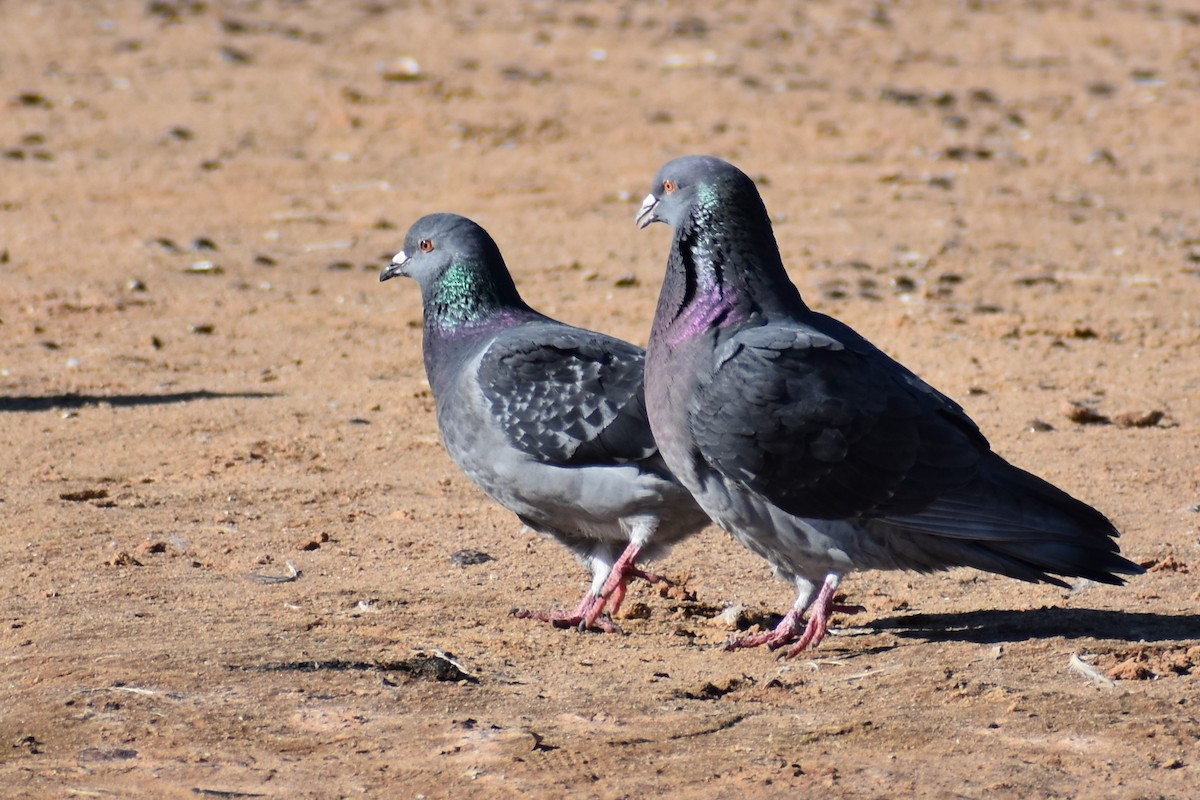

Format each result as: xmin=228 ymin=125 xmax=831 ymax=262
xmin=724 ymin=605 xmax=805 ymax=652
xmin=724 ymin=575 xmax=863 ymax=657
xmin=583 ymin=544 xmax=666 ymax=629
xmin=513 ymin=593 xmax=618 ymax=633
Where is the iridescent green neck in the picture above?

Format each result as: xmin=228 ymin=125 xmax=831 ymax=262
xmin=426 ymin=258 xmax=526 ymax=331
xmin=690 ymin=184 xmax=726 ymax=293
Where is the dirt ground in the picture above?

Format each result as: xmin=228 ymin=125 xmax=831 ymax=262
xmin=2 ymin=1 xmax=1199 ymax=797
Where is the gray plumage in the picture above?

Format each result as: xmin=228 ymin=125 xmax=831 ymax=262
xmin=637 ymin=156 xmax=1142 ymax=656
xmin=380 ymin=213 xmax=708 ymax=630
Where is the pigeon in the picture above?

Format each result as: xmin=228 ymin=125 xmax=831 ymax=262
xmin=636 ymin=155 xmax=1142 ymax=657
xmin=380 ymin=213 xmax=709 ymax=631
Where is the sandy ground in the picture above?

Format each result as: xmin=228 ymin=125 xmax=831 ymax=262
xmin=2 ymin=1 xmax=1199 ymax=797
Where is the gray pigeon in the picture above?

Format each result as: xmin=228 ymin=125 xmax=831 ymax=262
xmin=380 ymin=213 xmax=709 ymax=631
xmin=636 ymin=155 xmax=1142 ymax=657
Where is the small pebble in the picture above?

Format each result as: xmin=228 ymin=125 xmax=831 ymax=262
xmin=106 ymin=552 xmax=142 ymax=567
xmin=16 ymin=91 xmax=50 ymax=108
xmin=1114 ymin=410 xmax=1164 ymax=428
xmin=150 ymin=237 xmax=181 ymax=252
xmin=220 ymin=45 xmax=253 ymax=65
xmin=379 ymin=57 xmax=422 ymax=82
xmin=182 ymin=261 xmax=223 ymax=274
xmin=1063 ymin=401 xmax=1110 ymax=425
xmin=296 ymin=532 xmax=330 ymax=551
xmin=449 ymin=549 xmax=495 ymax=567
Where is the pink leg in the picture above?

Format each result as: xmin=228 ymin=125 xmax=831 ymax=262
xmin=582 ymin=543 xmax=666 ymax=629
xmin=725 ymin=574 xmax=864 ymax=657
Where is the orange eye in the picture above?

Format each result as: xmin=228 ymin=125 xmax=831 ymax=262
xmin=419 ymin=239 xmax=433 ymax=252
xmin=662 ymin=179 xmax=676 ymax=193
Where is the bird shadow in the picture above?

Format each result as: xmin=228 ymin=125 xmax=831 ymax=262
xmin=0 ymin=390 xmax=279 ymax=412
xmin=861 ymin=607 xmax=1200 ymax=645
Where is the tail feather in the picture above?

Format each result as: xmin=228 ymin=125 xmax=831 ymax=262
xmin=882 ymin=453 xmax=1144 ymax=585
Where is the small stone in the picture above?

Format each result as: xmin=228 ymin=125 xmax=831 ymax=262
xmin=1114 ymin=410 xmax=1164 ymax=428
xmin=710 ymin=604 xmax=747 ymax=629
xmin=380 ymin=57 xmax=422 ymax=82
xmin=60 ymin=488 xmax=109 ymax=502
xmin=448 ymin=548 xmax=495 ymax=567
xmin=15 ymin=91 xmax=51 ymax=108
xmin=296 ymin=532 xmax=330 ymax=551
xmin=1063 ymin=401 xmax=1110 ymax=425
xmin=1140 ymin=555 xmax=1189 ymax=574
xmin=219 ymin=45 xmax=253 ymax=65
xmin=182 ymin=261 xmax=223 ymax=275
xmin=656 ymin=577 xmax=697 ymax=602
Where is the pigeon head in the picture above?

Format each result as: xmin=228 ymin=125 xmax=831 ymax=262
xmin=638 ymin=156 xmax=805 ymax=323
xmin=635 ymin=155 xmax=763 ymax=231
xmin=380 ymin=213 xmax=530 ymax=329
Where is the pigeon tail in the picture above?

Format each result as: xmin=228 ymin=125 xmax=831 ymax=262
xmin=882 ymin=453 xmax=1143 ymax=587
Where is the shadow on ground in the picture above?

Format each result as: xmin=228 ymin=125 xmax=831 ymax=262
xmin=866 ymin=607 xmax=1200 ymax=645
xmin=0 ymin=390 xmax=279 ymax=412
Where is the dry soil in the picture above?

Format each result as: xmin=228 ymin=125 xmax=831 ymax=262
xmin=2 ymin=2 xmax=1199 ymax=798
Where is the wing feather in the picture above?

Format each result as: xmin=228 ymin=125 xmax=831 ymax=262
xmin=690 ymin=320 xmax=986 ymax=521
xmin=478 ymin=323 xmax=657 ymax=466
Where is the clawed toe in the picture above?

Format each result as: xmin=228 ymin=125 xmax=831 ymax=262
xmin=512 ymin=600 xmax=621 ymax=634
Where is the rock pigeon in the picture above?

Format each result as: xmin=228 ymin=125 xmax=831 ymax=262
xmin=380 ymin=213 xmax=709 ymax=631
xmin=636 ymin=155 xmax=1142 ymax=657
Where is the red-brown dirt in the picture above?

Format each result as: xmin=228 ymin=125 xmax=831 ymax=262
xmin=2 ymin=2 xmax=1198 ymax=797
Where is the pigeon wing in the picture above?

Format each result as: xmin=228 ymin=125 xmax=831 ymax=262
xmin=690 ymin=323 xmax=986 ymax=520
xmin=478 ymin=325 xmax=657 ymax=466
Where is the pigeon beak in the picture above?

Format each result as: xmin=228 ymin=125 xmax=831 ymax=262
xmin=635 ymin=193 xmax=660 ymax=229
xmin=379 ymin=250 xmax=410 ymax=282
